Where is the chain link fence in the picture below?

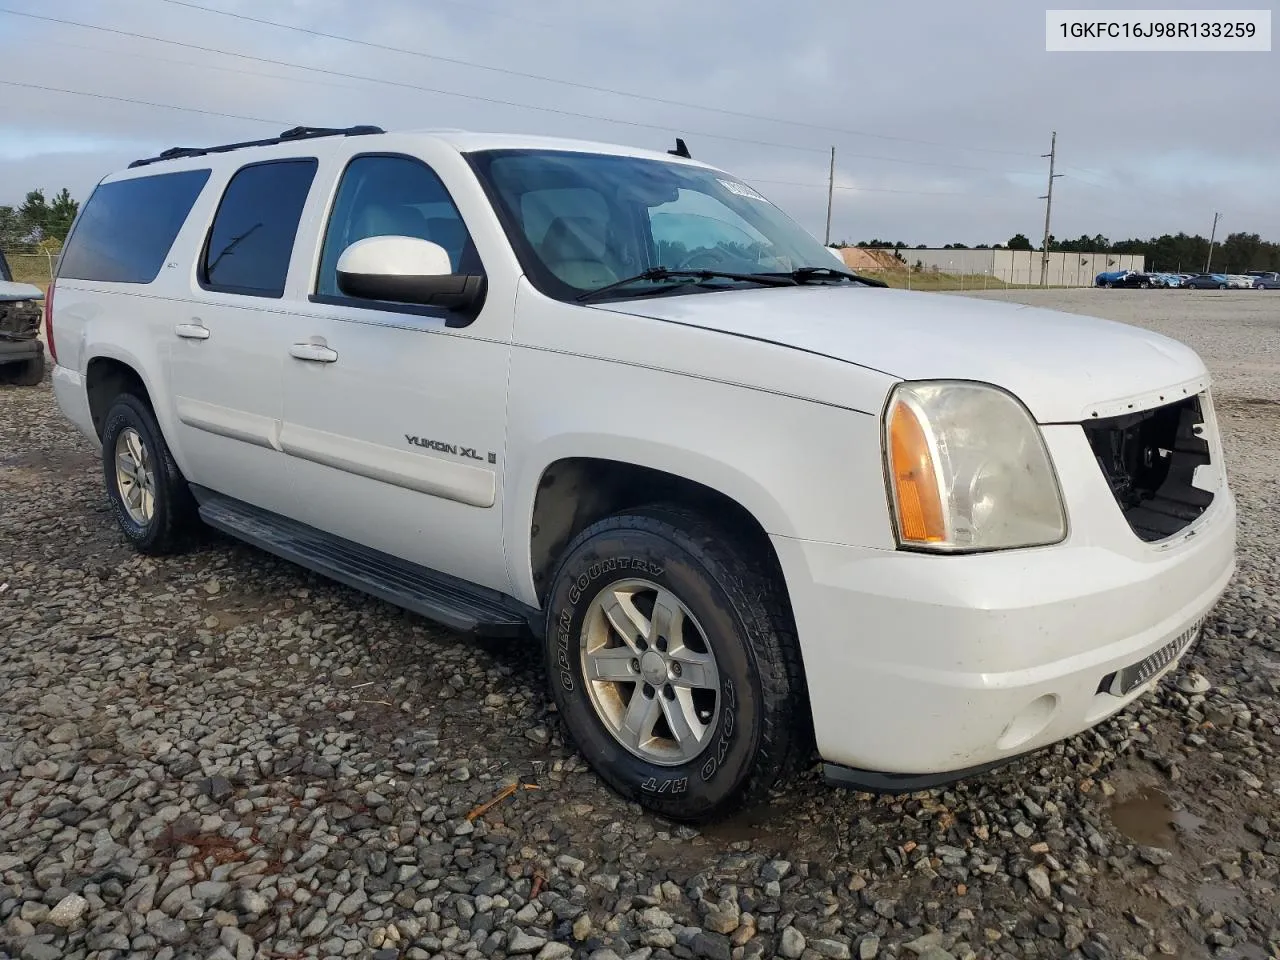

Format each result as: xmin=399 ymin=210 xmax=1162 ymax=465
xmin=2 ymin=251 xmax=56 ymax=289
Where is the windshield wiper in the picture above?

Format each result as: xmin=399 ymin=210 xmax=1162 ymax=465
xmin=770 ymin=266 xmax=888 ymax=288
xmin=576 ymin=266 xmax=796 ymax=303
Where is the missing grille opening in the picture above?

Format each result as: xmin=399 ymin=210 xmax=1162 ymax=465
xmin=1082 ymin=394 xmax=1214 ymax=542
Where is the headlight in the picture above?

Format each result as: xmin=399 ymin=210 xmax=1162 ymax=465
xmin=883 ymin=381 xmax=1067 ymax=552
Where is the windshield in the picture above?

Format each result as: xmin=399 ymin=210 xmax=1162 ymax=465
xmin=467 ymin=148 xmax=842 ymax=302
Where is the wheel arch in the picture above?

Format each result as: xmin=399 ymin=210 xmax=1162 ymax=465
xmin=86 ymin=353 xmax=153 ymax=439
xmin=516 ymin=452 xmax=791 ymax=610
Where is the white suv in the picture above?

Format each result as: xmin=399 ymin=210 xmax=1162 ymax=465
xmin=48 ymin=124 xmax=1236 ymax=821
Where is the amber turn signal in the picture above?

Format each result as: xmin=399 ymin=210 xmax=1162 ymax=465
xmin=887 ymin=398 xmax=947 ymax=544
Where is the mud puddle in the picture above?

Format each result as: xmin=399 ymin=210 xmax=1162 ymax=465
xmin=1108 ymin=786 xmax=1204 ymax=848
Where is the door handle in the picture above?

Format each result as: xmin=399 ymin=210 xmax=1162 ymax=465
xmin=289 ymin=342 xmax=338 ymax=363
xmin=174 ymin=322 xmax=210 ymax=340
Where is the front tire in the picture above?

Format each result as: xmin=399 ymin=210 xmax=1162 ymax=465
xmin=101 ymin=393 xmax=198 ymax=554
xmin=543 ymin=505 xmax=809 ymax=822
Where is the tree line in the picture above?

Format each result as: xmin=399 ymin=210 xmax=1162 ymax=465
xmin=0 ymin=189 xmax=80 ymax=252
xmin=835 ymin=230 xmax=1280 ymax=273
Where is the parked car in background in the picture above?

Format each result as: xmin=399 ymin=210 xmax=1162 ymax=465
xmin=1149 ymin=273 xmax=1182 ymax=288
xmin=1108 ymin=271 xmax=1156 ymax=289
xmin=1246 ymin=271 xmax=1280 ymax=289
xmin=0 ymin=249 xmax=46 ymax=385
xmin=1094 ymin=269 xmax=1130 ymax=287
xmin=1225 ymin=275 xmax=1256 ymax=289
xmin=1182 ymin=274 xmax=1231 ymax=289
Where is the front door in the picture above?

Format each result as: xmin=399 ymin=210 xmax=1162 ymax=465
xmin=167 ymin=158 xmax=318 ymax=517
xmin=278 ymin=152 xmax=513 ymax=594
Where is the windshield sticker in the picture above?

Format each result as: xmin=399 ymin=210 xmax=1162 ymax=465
xmin=717 ymin=179 xmax=769 ymax=202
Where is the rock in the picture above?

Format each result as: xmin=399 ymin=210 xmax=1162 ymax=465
xmin=779 ymin=926 xmax=806 ymax=959
xmin=691 ymin=931 xmax=733 ymax=960
xmin=918 ymin=949 xmax=958 ymax=960
xmin=20 ymin=942 xmax=62 ymax=960
xmin=1177 ymin=672 xmax=1211 ymax=694
xmin=508 ymin=930 xmax=549 ymax=953
xmin=573 ymin=914 xmax=593 ymax=940
xmin=640 ymin=907 xmax=674 ymax=928
xmin=147 ymin=912 xmax=190 ymax=944
xmin=1026 ymin=865 xmax=1052 ymax=899
xmin=536 ymin=944 xmax=574 ymax=960
xmin=761 ymin=860 xmax=792 ymax=882
xmin=906 ymin=933 xmax=943 ymax=955
xmin=556 ymin=854 xmax=586 ymax=877
xmin=811 ymin=938 xmax=853 ymax=959
xmin=859 ymin=934 xmax=881 ymax=959
xmin=703 ymin=905 xmax=740 ymax=934
xmin=642 ymin=928 xmax=677 ymax=948
xmin=48 ymin=893 xmax=88 ymax=927
xmin=47 ymin=722 xmax=79 ymax=743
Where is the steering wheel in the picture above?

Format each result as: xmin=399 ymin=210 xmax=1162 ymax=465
xmin=675 ymin=249 xmax=726 ymax=271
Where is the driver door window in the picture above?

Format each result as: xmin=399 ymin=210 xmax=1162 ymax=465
xmin=316 ymin=154 xmax=482 ymax=300
xmin=648 ymin=189 xmax=785 ymax=270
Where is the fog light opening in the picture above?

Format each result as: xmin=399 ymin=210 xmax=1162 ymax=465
xmin=996 ymin=694 xmax=1060 ymax=751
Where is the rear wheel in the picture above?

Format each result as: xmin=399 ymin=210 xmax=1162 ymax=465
xmin=543 ymin=504 xmax=809 ymax=822
xmin=1219 ymin=283 xmax=1227 ymax=289
xmin=101 ymin=393 xmax=198 ymax=554
xmin=1105 ymin=281 xmax=1114 ymax=288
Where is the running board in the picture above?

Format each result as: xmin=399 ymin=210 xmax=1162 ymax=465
xmin=192 ymin=487 xmax=536 ymax=638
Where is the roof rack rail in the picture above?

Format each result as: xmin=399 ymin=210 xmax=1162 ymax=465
xmin=128 ymin=124 xmax=385 ymax=168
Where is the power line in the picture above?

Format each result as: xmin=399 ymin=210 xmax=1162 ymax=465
xmin=0 ymin=8 xmax=1046 ymax=176
xmin=0 ymin=78 xmax=288 ymax=126
xmin=152 ymin=0 xmax=1042 ymax=161
xmin=744 ymin=177 xmax=1013 ymax=200
xmin=37 ymin=37 xmax=365 ymax=92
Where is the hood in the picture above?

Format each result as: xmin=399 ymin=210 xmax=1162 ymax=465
xmin=596 ymin=285 xmax=1207 ymax=423
xmin=0 ymin=280 xmax=44 ymax=302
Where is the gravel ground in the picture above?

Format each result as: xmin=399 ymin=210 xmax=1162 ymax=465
xmin=2 ymin=290 xmax=1278 ymax=960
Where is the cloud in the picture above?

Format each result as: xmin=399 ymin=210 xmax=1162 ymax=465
xmin=0 ymin=0 xmax=1273 ymax=245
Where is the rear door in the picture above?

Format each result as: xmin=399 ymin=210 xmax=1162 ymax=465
xmin=166 ymin=158 xmax=318 ymax=516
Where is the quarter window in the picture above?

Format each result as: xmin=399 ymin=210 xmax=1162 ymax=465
xmin=201 ymin=159 xmax=317 ymax=298
xmin=58 ymin=169 xmax=211 ymax=284
xmin=316 ymin=155 xmax=481 ymax=300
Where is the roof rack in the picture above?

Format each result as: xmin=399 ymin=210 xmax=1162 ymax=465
xmin=128 ymin=125 xmax=385 ymax=169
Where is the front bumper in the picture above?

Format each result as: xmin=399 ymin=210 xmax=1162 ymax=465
xmin=773 ymin=428 xmax=1236 ymax=778
xmin=0 ymin=337 xmax=42 ymax=361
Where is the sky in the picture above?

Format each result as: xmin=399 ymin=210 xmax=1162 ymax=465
xmin=0 ymin=0 xmax=1276 ymax=247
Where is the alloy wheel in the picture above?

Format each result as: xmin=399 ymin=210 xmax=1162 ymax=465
xmin=579 ymin=578 xmax=720 ymax=765
xmin=114 ymin=426 xmax=156 ymax=526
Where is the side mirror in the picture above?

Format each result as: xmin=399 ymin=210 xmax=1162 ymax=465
xmin=336 ymin=236 xmax=485 ymax=321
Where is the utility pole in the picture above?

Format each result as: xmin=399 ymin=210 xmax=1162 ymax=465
xmin=1204 ymin=212 xmax=1220 ymax=272
xmin=824 ymin=146 xmax=835 ymax=246
xmin=1039 ymin=131 xmax=1062 ymax=287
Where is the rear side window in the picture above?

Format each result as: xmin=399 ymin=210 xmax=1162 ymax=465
xmin=0 ymin=250 xmax=11 ymax=282
xmin=201 ymin=159 xmax=317 ymax=298
xmin=58 ymin=169 xmax=211 ymax=284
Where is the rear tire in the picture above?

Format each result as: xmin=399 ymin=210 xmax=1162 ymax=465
xmin=101 ymin=393 xmax=199 ymax=554
xmin=543 ymin=504 xmax=810 ymax=822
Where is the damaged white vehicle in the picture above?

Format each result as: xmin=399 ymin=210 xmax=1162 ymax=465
xmin=48 ymin=125 xmax=1235 ymax=820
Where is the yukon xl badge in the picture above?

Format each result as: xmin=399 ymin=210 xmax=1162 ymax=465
xmin=406 ymin=435 xmax=496 ymax=464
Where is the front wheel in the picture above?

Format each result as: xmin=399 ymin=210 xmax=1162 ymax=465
xmin=1219 ymin=283 xmax=1228 ymax=289
xmin=543 ymin=505 xmax=809 ymax=822
xmin=101 ymin=393 xmax=199 ymax=554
